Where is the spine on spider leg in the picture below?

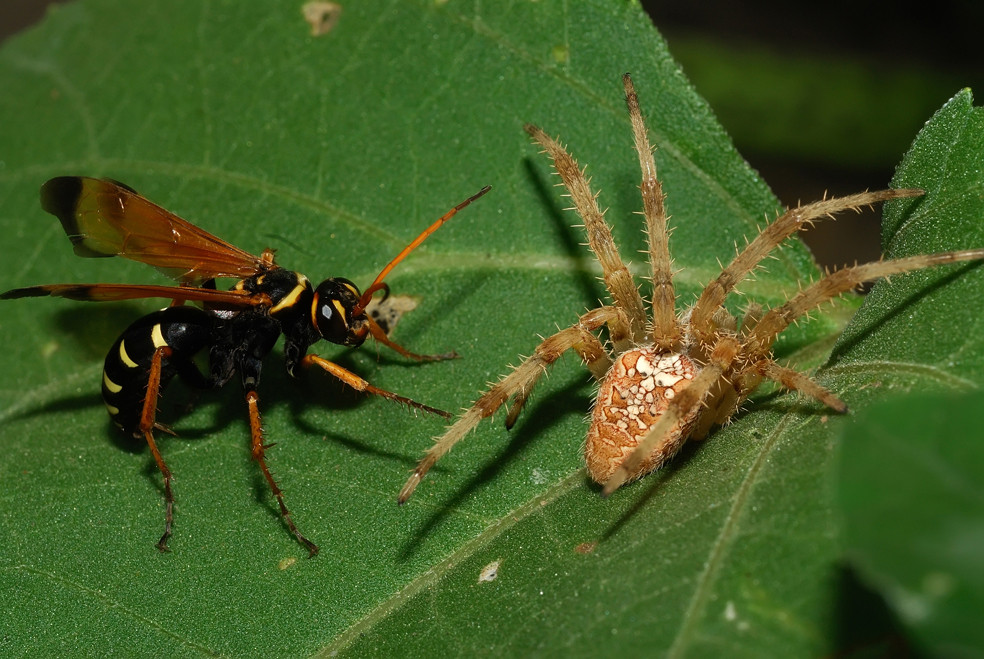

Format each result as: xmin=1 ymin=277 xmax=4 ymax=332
xmin=745 ymin=248 xmax=984 ymax=355
xmin=689 ymin=188 xmax=925 ymax=345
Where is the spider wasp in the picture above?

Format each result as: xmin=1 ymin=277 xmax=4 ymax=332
xmin=2 ymin=176 xmax=490 ymax=555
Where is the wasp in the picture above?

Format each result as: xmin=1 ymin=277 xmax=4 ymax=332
xmin=2 ymin=177 xmax=490 ymax=555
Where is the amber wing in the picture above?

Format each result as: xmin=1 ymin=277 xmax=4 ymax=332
xmin=42 ymin=177 xmax=271 ymax=284
xmin=0 ymin=283 xmax=263 ymax=308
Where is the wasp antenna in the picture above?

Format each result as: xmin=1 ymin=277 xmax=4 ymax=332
xmin=354 ymin=185 xmax=491 ymax=314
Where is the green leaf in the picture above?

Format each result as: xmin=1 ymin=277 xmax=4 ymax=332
xmin=831 ymin=93 xmax=984 ymax=656
xmin=0 ymin=1 xmax=980 ymax=656
xmin=838 ymin=391 xmax=984 ymax=657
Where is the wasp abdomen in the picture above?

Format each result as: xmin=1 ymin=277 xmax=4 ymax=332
xmin=102 ymin=306 xmax=213 ymax=435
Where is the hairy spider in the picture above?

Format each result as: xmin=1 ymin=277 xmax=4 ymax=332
xmin=398 ymin=74 xmax=984 ymax=503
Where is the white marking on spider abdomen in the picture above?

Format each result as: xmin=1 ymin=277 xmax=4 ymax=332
xmin=585 ymin=347 xmax=700 ymax=483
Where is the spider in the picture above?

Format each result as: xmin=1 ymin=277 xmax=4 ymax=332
xmin=397 ymin=73 xmax=984 ymax=503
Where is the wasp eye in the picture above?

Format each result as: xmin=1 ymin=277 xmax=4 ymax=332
xmin=312 ymin=278 xmax=368 ymax=346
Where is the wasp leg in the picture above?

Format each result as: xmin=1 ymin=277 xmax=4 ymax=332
xmin=244 ymin=387 xmax=320 ymax=558
xmin=140 ymin=346 xmax=176 ymax=553
xmin=301 ymin=353 xmax=451 ymax=419
xmin=366 ymin=316 xmax=457 ymax=361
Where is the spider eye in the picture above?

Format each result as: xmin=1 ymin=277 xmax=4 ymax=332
xmin=311 ymin=278 xmax=368 ymax=346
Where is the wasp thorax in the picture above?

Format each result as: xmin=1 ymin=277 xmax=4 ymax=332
xmin=585 ymin=348 xmax=700 ymax=483
xmin=311 ymin=277 xmax=369 ymax=346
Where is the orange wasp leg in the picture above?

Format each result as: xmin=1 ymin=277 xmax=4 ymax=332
xmin=301 ymin=354 xmax=451 ymax=419
xmin=139 ymin=346 xmax=176 ymax=553
xmin=245 ymin=390 xmax=320 ymax=558
xmin=366 ymin=316 xmax=457 ymax=362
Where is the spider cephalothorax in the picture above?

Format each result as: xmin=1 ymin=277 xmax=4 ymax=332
xmin=397 ymin=74 xmax=984 ymax=503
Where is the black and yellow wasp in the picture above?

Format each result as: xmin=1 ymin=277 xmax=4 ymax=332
xmin=2 ymin=177 xmax=489 ymax=555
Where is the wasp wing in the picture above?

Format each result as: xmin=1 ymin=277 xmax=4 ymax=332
xmin=1 ymin=283 xmax=263 ymax=309
xmin=42 ymin=177 xmax=271 ymax=284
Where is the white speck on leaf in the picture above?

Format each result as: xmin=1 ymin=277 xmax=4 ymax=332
xmin=478 ymin=560 xmax=501 ymax=583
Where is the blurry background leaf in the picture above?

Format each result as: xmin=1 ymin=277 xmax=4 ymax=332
xmin=838 ymin=391 xmax=984 ymax=657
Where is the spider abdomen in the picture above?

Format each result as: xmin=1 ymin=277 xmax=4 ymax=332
xmin=585 ymin=348 xmax=700 ymax=483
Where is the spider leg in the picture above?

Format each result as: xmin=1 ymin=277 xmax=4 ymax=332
xmin=601 ymin=336 xmax=740 ymax=496
xmin=690 ymin=188 xmax=925 ymax=347
xmin=753 ymin=360 xmax=847 ymax=413
xmin=301 ymin=354 xmax=451 ymax=418
xmin=695 ymin=355 xmax=847 ymax=439
xmin=623 ymin=73 xmax=681 ymax=352
xmin=504 ymin=306 xmax=624 ymax=429
xmin=139 ymin=346 xmax=175 ymax=553
xmin=398 ymin=306 xmax=624 ymax=504
xmin=525 ymin=123 xmax=647 ymax=349
xmin=745 ymin=249 xmax=984 ymax=357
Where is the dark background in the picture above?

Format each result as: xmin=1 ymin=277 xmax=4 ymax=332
xmin=4 ymin=0 xmax=981 ymax=270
